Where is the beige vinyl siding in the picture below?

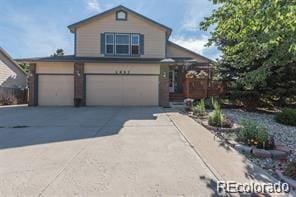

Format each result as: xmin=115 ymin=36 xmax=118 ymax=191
xmin=85 ymin=63 xmax=160 ymax=74
xmin=36 ymin=62 xmax=74 ymax=74
xmin=0 ymin=52 xmax=26 ymax=88
xmin=167 ymin=44 xmax=209 ymax=63
xmin=76 ymin=12 xmax=166 ymax=58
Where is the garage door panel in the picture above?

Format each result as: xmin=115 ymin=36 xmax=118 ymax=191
xmin=123 ymin=76 xmax=158 ymax=106
xmin=86 ymin=75 xmax=122 ymax=106
xmin=38 ymin=75 xmax=74 ymax=106
xmin=86 ymin=75 xmax=159 ymax=106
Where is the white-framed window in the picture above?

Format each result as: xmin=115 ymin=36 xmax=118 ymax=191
xmin=105 ymin=34 xmax=114 ymax=55
xmin=131 ymin=34 xmax=140 ymax=55
xmin=115 ymin=34 xmax=130 ymax=55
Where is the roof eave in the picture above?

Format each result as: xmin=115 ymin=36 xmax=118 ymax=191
xmin=0 ymin=47 xmax=27 ymax=75
xmin=168 ymin=41 xmax=214 ymax=63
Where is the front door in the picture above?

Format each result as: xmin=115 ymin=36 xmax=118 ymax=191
xmin=169 ymin=70 xmax=178 ymax=93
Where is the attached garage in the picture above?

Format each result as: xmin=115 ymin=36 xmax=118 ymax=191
xmin=35 ymin=62 xmax=75 ymax=106
xmin=28 ymin=62 xmax=163 ymax=106
xmin=86 ymin=75 xmax=158 ymax=106
xmin=38 ymin=75 xmax=74 ymax=106
xmin=85 ymin=63 xmax=159 ymax=106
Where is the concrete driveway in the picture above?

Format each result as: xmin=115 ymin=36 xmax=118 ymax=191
xmin=0 ymin=106 xmax=217 ymax=196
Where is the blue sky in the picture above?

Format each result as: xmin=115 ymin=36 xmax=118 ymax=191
xmin=0 ymin=0 xmax=219 ymax=59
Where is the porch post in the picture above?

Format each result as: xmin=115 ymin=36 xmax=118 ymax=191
xmin=28 ymin=63 xmax=38 ymax=106
xmin=159 ymin=63 xmax=170 ymax=107
xmin=74 ymin=62 xmax=85 ymax=106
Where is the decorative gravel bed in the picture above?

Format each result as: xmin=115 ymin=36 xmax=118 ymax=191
xmin=223 ymin=109 xmax=296 ymax=161
xmin=188 ymin=108 xmax=296 ymax=187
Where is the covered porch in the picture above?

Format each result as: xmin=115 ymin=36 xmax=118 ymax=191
xmin=162 ymin=58 xmax=224 ymax=102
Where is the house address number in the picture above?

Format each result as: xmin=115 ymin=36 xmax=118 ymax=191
xmin=115 ymin=70 xmax=130 ymax=75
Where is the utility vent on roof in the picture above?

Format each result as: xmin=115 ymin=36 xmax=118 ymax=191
xmin=116 ymin=10 xmax=127 ymax=21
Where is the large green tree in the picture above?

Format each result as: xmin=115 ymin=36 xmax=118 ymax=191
xmin=201 ymin=0 xmax=296 ymax=108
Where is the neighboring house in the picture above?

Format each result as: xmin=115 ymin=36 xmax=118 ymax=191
xmin=0 ymin=47 xmax=26 ymax=89
xmin=16 ymin=5 xmax=214 ymax=107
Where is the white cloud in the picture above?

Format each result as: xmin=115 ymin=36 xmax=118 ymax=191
xmin=171 ymin=35 xmax=221 ymax=60
xmin=171 ymin=35 xmax=208 ymax=54
xmin=85 ymin=0 xmax=101 ymax=12
xmin=182 ymin=0 xmax=216 ymax=31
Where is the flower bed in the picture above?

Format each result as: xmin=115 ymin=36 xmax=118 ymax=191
xmin=186 ymin=100 xmax=295 ymax=186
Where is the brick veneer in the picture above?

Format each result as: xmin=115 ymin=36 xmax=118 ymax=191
xmin=74 ymin=62 xmax=85 ymax=106
xmin=159 ymin=64 xmax=170 ymax=107
xmin=28 ymin=63 xmax=37 ymax=106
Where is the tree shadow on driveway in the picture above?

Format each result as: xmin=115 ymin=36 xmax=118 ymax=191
xmin=0 ymin=106 xmax=169 ymax=150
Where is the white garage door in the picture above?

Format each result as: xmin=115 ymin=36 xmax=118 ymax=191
xmin=38 ymin=75 xmax=74 ymax=106
xmin=86 ymin=75 xmax=159 ymax=106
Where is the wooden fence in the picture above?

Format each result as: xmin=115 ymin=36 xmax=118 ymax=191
xmin=183 ymin=78 xmax=224 ymax=99
xmin=0 ymin=87 xmax=27 ymax=105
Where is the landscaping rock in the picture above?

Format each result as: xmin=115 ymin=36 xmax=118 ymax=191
xmin=269 ymin=150 xmax=289 ymax=160
xmin=223 ymin=109 xmax=296 ymax=161
xmin=252 ymin=148 xmax=272 ymax=158
xmin=234 ymin=144 xmax=252 ymax=154
xmin=275 ymin=146 xmax=291 ymax=154
xmin=275 ymin=141 xmax=285 ymax=147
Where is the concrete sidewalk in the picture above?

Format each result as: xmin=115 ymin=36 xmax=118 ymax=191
xmin=166 ymin=111 xmax=278 ymax=185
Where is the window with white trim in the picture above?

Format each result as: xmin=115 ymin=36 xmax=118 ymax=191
xmin=115 ymin=34 xmax=130 ymax=55
xmin=103 ymin=33 xmax=141 ymax=56
xmin=131 ymin=34 xmax=140 ymax=55
xmin=105 ymin=34 xmax=114 ymax=55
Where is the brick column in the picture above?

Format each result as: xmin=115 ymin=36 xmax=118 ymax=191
xmin=74 ymin=62 xmax=85 ymax=106
xmin=28 ymin=63 xmax=37 ymax=106
xmin=159 ymin=64 xmax=170 ymax=107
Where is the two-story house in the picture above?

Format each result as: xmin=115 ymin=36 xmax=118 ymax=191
xmin=18 ymin=5 xmax=213 ymax=107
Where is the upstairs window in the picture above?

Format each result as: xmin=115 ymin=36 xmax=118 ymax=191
xmin=102 ymin=33 xmax=143 ymax=56
xmin=116 ymin=10 xmax=127 ymax=20
xmin=131 ymin=34 xmax=140 ymax=55
xmin=105 ymin=34 xmax=114 ymax=54
xmin=115 ymin=34 xmax=129 ymax=55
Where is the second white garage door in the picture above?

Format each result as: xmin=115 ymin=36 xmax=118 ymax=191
xmin=86 ymin=75 xmax=159 ymax=106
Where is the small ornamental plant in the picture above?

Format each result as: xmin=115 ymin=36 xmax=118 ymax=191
xmin=238 ymin=119 xmax=270 ymax=149
xmin=208 ymin=98 xmax=233 ymax=128
xmin=193 ymin=99 xmax=207 ymax=117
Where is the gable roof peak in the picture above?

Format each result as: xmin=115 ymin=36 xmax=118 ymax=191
xmin=67 ymin=5 xmax=172 ymax=36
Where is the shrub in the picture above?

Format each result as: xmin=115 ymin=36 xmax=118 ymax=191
xmin=256 ymin=126 xmax=268 ymax=147
xmin=283 ymin=161 xmax=296 ymax=180
xmin=204 ymin=96 xmax=219 ymax=109
xmin=208 ymin=99 xmax=224 ymax=127
xmin=274 ymin=108 xmax=296 ymax=126
xmin=193 ymin=99 xmax=206 ymax=117
xmin=238 ymin=119 xmax=257 ymax=142
xmin=0 ymin=93 xmax=17 ymax=105
xmin=238 ymin=119 xmax=269 ymax=148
